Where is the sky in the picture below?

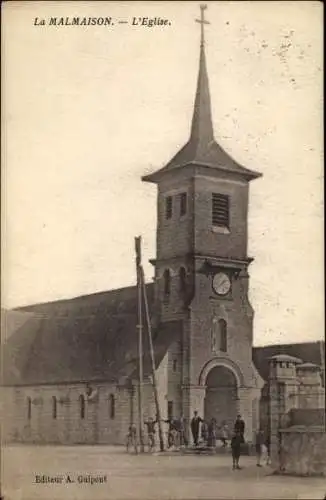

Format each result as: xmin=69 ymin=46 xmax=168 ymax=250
xmin=2 ymin=1 xmax=324 ymax=346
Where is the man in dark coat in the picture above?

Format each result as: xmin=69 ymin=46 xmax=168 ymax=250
xmin=231 ymin=430 xmax=242 ymax=470
xmin=190 ymin=411 xmax=203 ymax=446
xmin=179 ymin=416 xmax=188 ymax=447
xmin=234 ymin=414 xmax=245 ymax=443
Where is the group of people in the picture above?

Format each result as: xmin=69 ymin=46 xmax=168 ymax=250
xmin=126 ymin=411 xmax=271 ymax=470
xmin=190 ymin=411 xmax=230 ymax=448
xmin=230 ymin=416 xmax=271 ymax=470
xmin=142 ymin=412 xmax=232 ymax=450
xmin=126 ymin=416 xmax=188 ymax=453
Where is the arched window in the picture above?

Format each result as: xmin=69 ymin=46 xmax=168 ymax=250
xmin=52 ymin=396 xmax=57 ymax=419
xmin=218 ymin=319 xmax=227 ymax=352
xmin=163 ymin=269 xmax=171 ymax=297
xmin=27 ymin=397 xmax=32 ymax=420
xmin=179 ymin=267 xmax=187 ymax=293
xmin=180 ymin=192 xmax=187 ymax=216
xmin=165 ymin=196 xmax=173 ymax=219
xmin=109 ymin=394 xmax=115 ymax=419
xmin=79 ymin=394 xmax=85 ymax=419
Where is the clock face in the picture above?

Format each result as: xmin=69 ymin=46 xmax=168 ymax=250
xmin=212 ymin=272 xmax=231 ymax=296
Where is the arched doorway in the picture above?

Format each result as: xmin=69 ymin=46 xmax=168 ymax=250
xmin=204 ymin=365 xmax=238 ymax=428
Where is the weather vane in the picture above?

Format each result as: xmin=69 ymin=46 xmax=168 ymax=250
xmin=195 ymin=4 xmax=210 ymax=46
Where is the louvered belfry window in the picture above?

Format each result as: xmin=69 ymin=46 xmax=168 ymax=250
xmin=212 ymin=193 xmax=229 ymax=228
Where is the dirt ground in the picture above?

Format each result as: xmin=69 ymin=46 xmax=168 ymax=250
xmin=2 ymin=445 xmax=325 ymax=500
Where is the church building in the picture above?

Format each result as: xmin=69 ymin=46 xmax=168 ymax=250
xmin=2 ymin=7 xmax=324 ymax=447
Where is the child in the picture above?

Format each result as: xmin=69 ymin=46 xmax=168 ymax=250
xmin=163 ymin=417 xmax=178 ymax=449
xmin=144 ymin=417 xmax=157 ymax=451
xmin=231 ymin=430 xmax=242 ymax=470
xmin=179 ymin=416 xmax=188 ymax=447
xmin=255 ymin=429 xmax=264 ymax=467
xmin=201 ymin=420 xmax=209 ymax=446
xmin=220 ymin=421 xmax=229 ymax=447
xmin=265 ymin=434 xmax=271 ymax=465
xmin=208 ymin=418 xmax=217 ymax=448
xmin=126 ymin=423 xmax=137 ymax=454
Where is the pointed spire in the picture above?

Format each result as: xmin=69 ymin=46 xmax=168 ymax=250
xmin=142 ymin=5 xmax=262 ymax=184
xmin=191 ymin=4 xmax=214 ymax=150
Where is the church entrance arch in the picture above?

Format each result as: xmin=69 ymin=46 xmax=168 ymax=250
xmin=202 ymin=364 xmax=239 ymax=429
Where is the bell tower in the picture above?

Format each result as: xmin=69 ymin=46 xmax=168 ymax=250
xmin=142 ymin=5 xmax=264 ymax=440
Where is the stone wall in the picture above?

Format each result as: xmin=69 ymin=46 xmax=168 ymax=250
xmin=268 ymin=354 xmax=326 ymax=477
xmin=3 ymin=382 xmax=135 ymax=445
xmin=288 ymin=408 xmax=325 ymax=427
xmin=2 ymin=369 xmax=171 ymax=447
xmin=279 ymin=427 xmax=326 ymax=477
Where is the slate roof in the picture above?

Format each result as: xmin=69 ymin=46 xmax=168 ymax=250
xmin=1 ymin=285 xmax=182 ymax=386
xmin=268 ymin=354 xmax=303 ymax=363
xmin=142 ymin=31 xmax=261 ymax=184
xmin=2 ymin=287 xmax=324 ymax=387
xmin=253 ymin=341 xmax=325 ymax=384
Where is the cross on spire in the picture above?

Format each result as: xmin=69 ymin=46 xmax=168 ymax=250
xmin=195 ymin=4 xmax=210 ymax=47
xmin=142 ymin=4 xmax=262 ymax=185
xmin=191 ymin=3 xmax=214 ymax=150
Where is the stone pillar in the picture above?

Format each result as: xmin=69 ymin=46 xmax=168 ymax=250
xmin=238 ymin=387 xmax=253 ymax=443
xmin=296 ymin=363 xmax=324 ymax=409
xmin=268 ymin=375 xmax=279 ymax=468
xmin=268 ymin=354 xmax=302 ymax=470
xmin=182 ymin=384 xmax=206 ymax=419
xmin=251 ymin=387 xmax=262 ymax=435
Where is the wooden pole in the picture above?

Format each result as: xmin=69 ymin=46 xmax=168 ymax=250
xmin=320 ymin=339 xmax=325 ymax=371
xmin=320 ymin=340 xmax=325 ymax=390
xmin=140 ymin=266 xmax=165 ymax=452
xmin=135 ymin=236 xmax=144 ymax=453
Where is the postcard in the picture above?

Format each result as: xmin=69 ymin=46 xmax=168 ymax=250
xmin=1 ymin=2 xmax=324 ymax=499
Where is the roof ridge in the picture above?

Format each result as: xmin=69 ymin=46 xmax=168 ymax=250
xmin=14 ymin=282 xmax=154 ymax=311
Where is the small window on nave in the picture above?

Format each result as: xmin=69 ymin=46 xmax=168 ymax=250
xmin=180 ymin=192 xmax=187 ymax=216
xmin=52 ymin=396 xmax=57 ymax=419
xmin=179 ymin=267 xmax=187 ymax=294
xmin=165 ymin=196 xmax=173 ymax=219
xmin=109 ymin=394 xmax=115 ymax=419
xmin=27 ymin=397 xmax=32 ymax=420
xmin=79 ymin=394 xmax=85 ymax=419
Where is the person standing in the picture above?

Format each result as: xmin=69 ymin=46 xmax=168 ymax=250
xmin=265 ymin=432 xmax=271 ymax=465
xmin=234 ymin=414 xmax=245 ymax=443
xmin=126 ymin=423 xmax=138 ymax=454
xmin=163 ymin=417 xmax=178 ymax=449
xmin=220 ymin=421 xmax=229 ymax=447
xmin=208 ymin=418 xmax=217 ymax=448
xmin=201 ymin=420 xmax=209 ymax=446
xmin=255 ymin=428 xmax=264 ymax=467
xmin=231 ymin=430 xmax=242 ymax=470
xmin=190 ymin=411 xmax=203 ymax=446
xmin=144 ymin=417 xmax=157 ymax=452
xmin=173 ymin=417 xmax=181 ymax=449
xmin=180 ymin=415 xmax=188 ymax=447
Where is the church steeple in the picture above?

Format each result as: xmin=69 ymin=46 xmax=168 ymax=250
xmin=190 ymin=4 xmax=214 ymax=151
xmin=142 ymin=5 xmax=262 ymax=184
